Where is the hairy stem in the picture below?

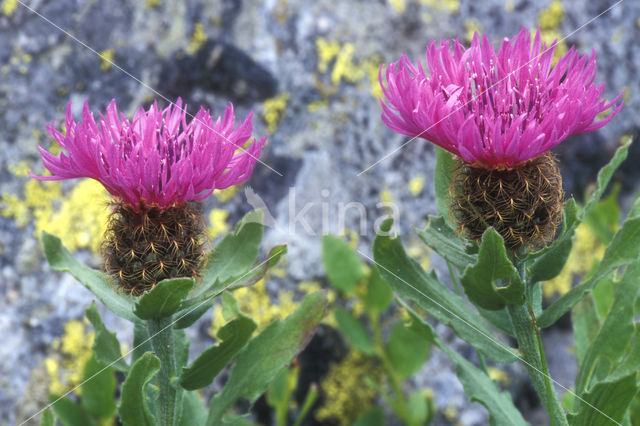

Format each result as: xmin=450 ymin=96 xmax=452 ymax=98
xmin=147 ymin=316 xmax=179 ymax=426
xmin=507 ymin=303 xmax=568 ymax=426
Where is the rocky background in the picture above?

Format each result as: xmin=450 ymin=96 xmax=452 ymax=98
xmin=1 ymin=0 xmax=638 ymax=425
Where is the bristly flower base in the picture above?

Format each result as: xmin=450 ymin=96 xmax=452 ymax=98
xmin=452 ymin=152 xmax=563 ymax=251
xmin=103 ymin=201 xmax=206 ymax=295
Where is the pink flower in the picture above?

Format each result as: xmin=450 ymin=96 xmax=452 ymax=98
xmin=32 ymin=99 xmax=266 ymax=210
xmin=379 ymin=28 xmax=623 ymax=169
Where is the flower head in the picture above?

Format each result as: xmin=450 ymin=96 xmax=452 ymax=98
xmin=380 ymin=28 xmax=623 ymax=169
xmin=33 ymin=98 xmax=266 ymax=210
xmin=32 ymin=99 xmax=266 ymax=295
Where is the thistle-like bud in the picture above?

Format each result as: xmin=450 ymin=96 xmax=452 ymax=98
xmin=103 ymin=202 xmax=206 ymax=295
xmin=452 ymin=152 xmax=563 ymax=250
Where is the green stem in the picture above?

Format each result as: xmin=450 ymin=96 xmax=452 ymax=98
xmin=478 ymin=351 xmax=489 ymax=376
xmin=507 ymin=304 xmax=568 ymax=426
xmin=370 ymin=313 xmax=414 ymax=426
xmin=147 ymin=316 xmax=179 ymax=426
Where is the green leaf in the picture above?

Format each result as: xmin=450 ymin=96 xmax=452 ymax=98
xmin=352 ymin=407 xmax=385 ymax=426
xmin=221 ymin=291 xmax=242 ymax=321
xmin=131 ymin=321 xmax=152 ymax=367
xmin=592 ymin=276 xmax=614 ymax=319
xmin=582 ymin=137 xmax=632 ymax=219
xmin=180 ymin=315 xmax=257 ymax=390
xmin=322 ymin=235 xmax=364 ymax=294
xmin=41 ymin=232 xmax=137 ymax=322
xmin=406 ymin=310 xmax=528 ymax=426
xmin=80 ymin=355 xmax=116 ymax=420
xmin=85 ymin=303 xmax=128 ymax=372
xmin=526 ymin=198 xmax=579 ymax=283
xmin=385 ymin=321 xmax=431 ymax=378
xmin=364 ymin=266 xmax=393 ymax=315
xmin=206 ymin=291 xmax=328 ymax=425
xmin=220 ymin=414 xmax=255 ymax=425
xmin=180 ymin=391 xmax=208 ymax=426
xmin=434 ymin=146 xmax=457 ymax=227
xmin=583 ymin=184 xmax=621 ymax=244
xmin=134 ymin=278 xmax=194 ymax=320
xmin=575 ymin=261 xmax=640 ymax=395
xmin=266 ymin=244 xmax=288 ymax=267
xmin=418 ymin=216 xmax=477 ymax=271
xmin=39 ymin=409 xmax=55 ymax=426
xmin=118 ymin=352 xmax=160 ymax=426
xmin=373 ymin=219 xmax=518 ymax=363
xmin=460 ymin=228 xmax=525 ymax=310
xmin=476 ymin=307 xmax=515 ymax=337
xmin=611 ymin=326 xmax=640 ymax=380
xmin=175 ymin=328 xmax=191 ymax=371
xmin=539 ymin=215 xmax=640 ymax=328
xmin=49 ymin=396 xmax=96 ymax=426
xmin=571 ymin=296 xmax=600 ymax=368
xmin=175 ymin=244 xmax=286 ymax=329
xmin=568 ymin=373 xmax=638 ymax=426
xmin=407 ymin=391 xmax=430 ymax=425
xmin=334 ymin=307 xmax=374 ymax=355
xmin=196 ymin=210 xmax=264 ymax=298
xmin=266 ymin=368 xmax=289 ymax=408
xmin=295 ymin=383 xmax=318 ymax=426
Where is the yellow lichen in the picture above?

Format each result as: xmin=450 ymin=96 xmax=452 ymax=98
xmin=307 ymin=100 xmax=328 ymax=113
xmin=315 ymin=351 xmax=382 ymax=424
xmin=611 ymin=26 xmax=624 ymax=44
xmin=418 ymin=0 xmax=460 ymax=13
xmin=208 ymin=209 xmax=230 ymax=240
xmin=99 ymin=49 xmax=115 ymax=72
xmin=504 ymin=0 xmax=515 ymax=12
xmin=300 ymin=280 xmax=336 ymax=306
xmin=316 ymin=38 xmax=341 ymax=73
xmin=262 ymin=93 xmax=290 ymax=134
xmin=1 ymin=0 xmax=18 ymax=17
xmin=316 ymin=38 xmax=382 ymax=99
xmin=444 ymin=403 xmax=458 ymax=421
xmin=363 ymin=55 xmax=384 ymax=99
xmin=188 ymin=23 xmax=207 ymax=55
xmin=379 ymin=186 xmax=392 ymax=204
xmin=331 ymin=43 xmax=364 ymax=85
xmin=1 ymin=166 xmax=110 ymax=253
xmin=538 ymin=0 xmax=564 ymax=30
xmin=388 ymin=0 xmax=406 ymax=14
xmin=488 ymin=366 xmax=510 ymax=385
xmin=409 ymin=174 xmax=426 ymax=196
xmin=46 ymin=320 xmax=95 ymax=396
xmin=214 ymin=185 xmax=240 ymax=203
xmin=622 ymin=86 xmax=631 ymax=105
xmin=210 ymin=278 xmax=299 ymax=334
xmin=38 ymin=180 xmax=111 ymax=253
xmin=537 ymin=0 xmax=567 ymax=63
xmin=407 ymin=241 xmax=431 ymax=272
xmin=145 ymin=0 xmax=161 ymax=9
xmin=464 ymin=19 xmax=482 ymax=42
xmin=544 ymin=224 xmax=604 ymax=297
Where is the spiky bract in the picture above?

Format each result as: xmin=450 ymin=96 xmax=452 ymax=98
xmin=103 ymin=202 xmax=206 ymax=295
xmin=452 ymin=152 xmax=563 ymax=250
